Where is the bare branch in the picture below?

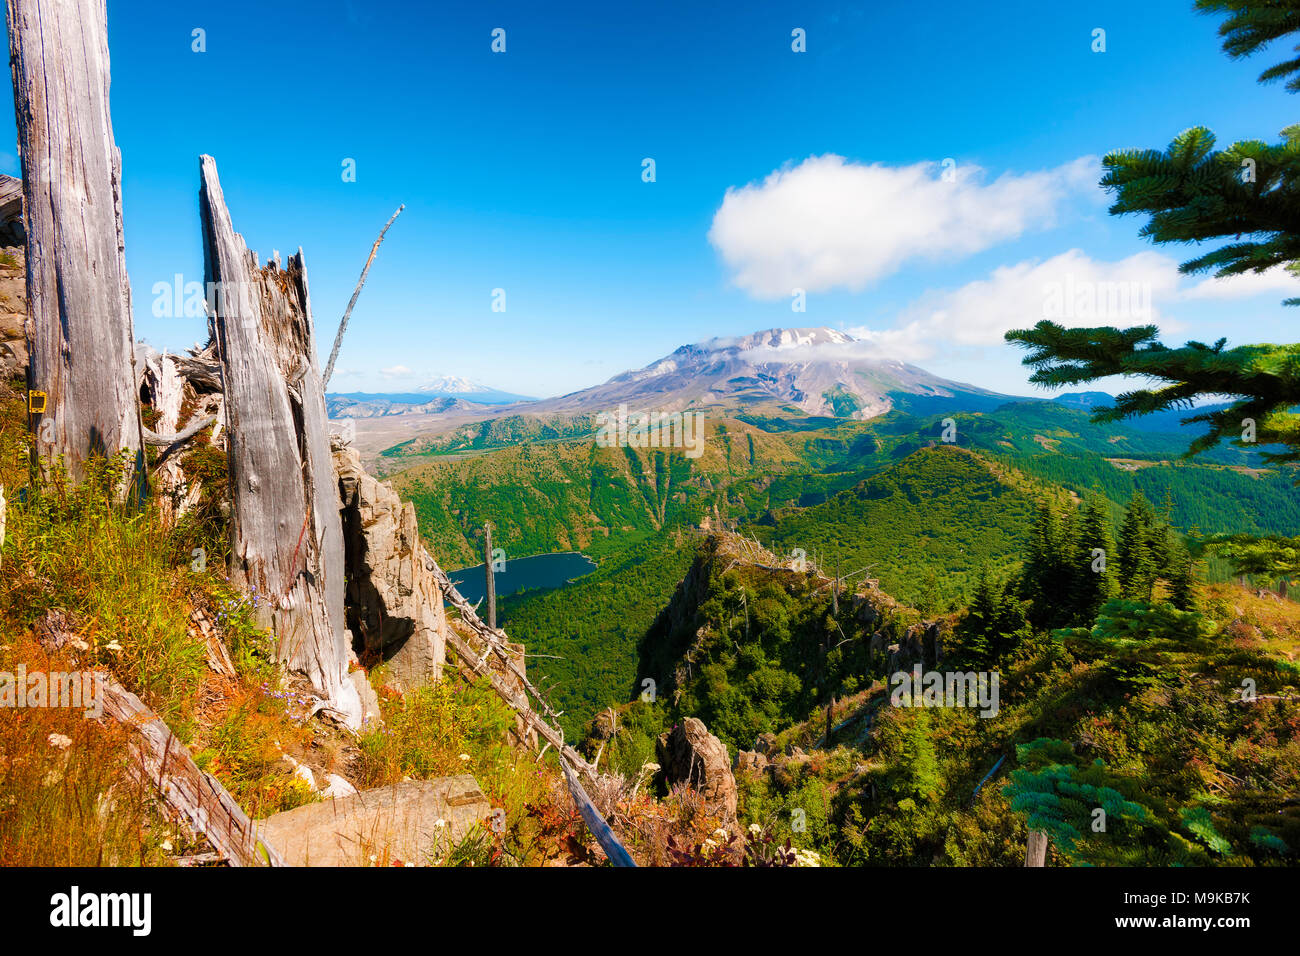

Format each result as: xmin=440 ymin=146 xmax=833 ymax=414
xmin=322 ymin=204 xmax=405 ymax=388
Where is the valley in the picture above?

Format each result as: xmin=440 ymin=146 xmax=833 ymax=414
xmin=358 ymin=327 xmax=1300 ymax=764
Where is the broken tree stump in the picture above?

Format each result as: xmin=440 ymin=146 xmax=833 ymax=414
xmin=5 ymin=0 xmax=142 ymax=484
xmin=198 ymin=154 xmax=359 ymax=727
xmin=1025 ymin=829 xmax=1049 ymax=867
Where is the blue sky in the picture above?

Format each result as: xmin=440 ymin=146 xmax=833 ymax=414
xmin=1 ymin=0 xmax=1296 ymax=398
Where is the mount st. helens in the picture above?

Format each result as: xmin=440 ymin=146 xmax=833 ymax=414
xmin=337 ymin=327 xmax=1018 ymax=467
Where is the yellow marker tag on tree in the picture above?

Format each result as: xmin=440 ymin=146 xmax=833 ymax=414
xmin=27 ymin=390 xmax=47 ymax=414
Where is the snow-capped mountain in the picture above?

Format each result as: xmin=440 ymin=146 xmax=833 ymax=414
xmin=527 ymin=326 xmax=1010 ymax=419
xmin=416 ymin=375 xmax=491 ymax=394
xmin=326 ymin=377 xmax=536 ymax=418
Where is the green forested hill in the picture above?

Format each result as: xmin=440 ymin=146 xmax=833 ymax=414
xmin=389 ymin=399 xmax=1297 ymax=568
xmin=387 ymin=417 xmax=865 ymax=567
xmin=749 ymin=446 xmax=1050 ymax=612
xmin=584 ymin=531 xmax=1300 ymax=868
xmin=999 ymin=453 xmax=1300 ymax=536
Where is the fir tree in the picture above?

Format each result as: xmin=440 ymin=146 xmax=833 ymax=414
xmin=1204 ymin=532 xmax=1300 ymax=594
xmin=1117 ymin=492 xmax=1159 ymax=600
xmin=960 ymin=568 xmax=1032 ymax=664
xmin=1021 ymin=501 xmax=1079 ymax=628
xmin=1197 ymin=0 xmax=1300 ymax=92
xmin=1003 ymin=737 xmax=1226 ymax=865
xmin=1167 ymin=540 xmax=1200 ymax=611
xmin=1002 ymin=738 xmax=1157 ymax=866
xmin=1005 ymin=2 xmax=1300 ymax=469
xmin=1072 ymin=495 xmax=1119 ymax=623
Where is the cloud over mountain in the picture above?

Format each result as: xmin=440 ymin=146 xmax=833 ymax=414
xmin=708 ymin=154 xmax=1099 ymax=298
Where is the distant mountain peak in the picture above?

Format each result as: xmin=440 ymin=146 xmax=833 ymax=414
xmin=1052 ymin=391 xmax=1115 ymax=407
xmin=416 ymin=375 xmax=491 ymax=394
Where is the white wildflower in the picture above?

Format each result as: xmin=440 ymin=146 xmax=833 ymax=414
xmin=46 ymin=733 xmax=72 ymax=750
xmin=793 ymin=848 xmax=821 ymax=867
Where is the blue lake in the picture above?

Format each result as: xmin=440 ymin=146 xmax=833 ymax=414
xmin=449 ymin=551 xmax=597 ymax=604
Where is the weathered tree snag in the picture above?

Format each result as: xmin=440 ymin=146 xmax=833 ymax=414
xmin=5 ymin=0 xmax=142 ymax=483
xmin=198 ymin=155 xmax=359 ymax=727
xmin=484 ymin=522 xmax=497 ymax=629
xmin=136 ymin=341 xmax=224 ymax=526
xmin=0 ymin=174 xmax=23 ymax=244
xmin=1025 ymin=829 xmax=1049 ymax=867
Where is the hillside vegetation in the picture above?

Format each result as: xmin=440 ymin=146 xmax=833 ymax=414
xmin=584 ymin=526 xmax=1300 ymax=866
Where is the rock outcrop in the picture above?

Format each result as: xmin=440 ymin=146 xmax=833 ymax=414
xmin=334 ymin=440 xmax=448 ymax=692
xmin=656 ymin=717 xmax=737 ymax=820
xmin=255 ymin=775 xmax=492 ymax=866
xmin=0 ymin=176 xmax=26 ymax=379
xmin=886 ymin=621 xmax=947 ymax=673
xmin=735 ymin=750 xmax=768 ymax=776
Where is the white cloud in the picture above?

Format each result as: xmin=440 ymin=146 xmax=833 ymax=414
xmin=708 ymin=153 xmax=1100 ymax=298
xmin=847 ymin=249 xmax=1184 ymax=362
xmin=378 ymin=364 xmax=414 ymax=379
xmin=1180 ymin=265 xmax=1299 ymax=301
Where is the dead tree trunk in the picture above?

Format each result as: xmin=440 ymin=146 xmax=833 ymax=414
xmin=5 ymin=0 xmax=142 ymax=484
xmin=198 ymin=155 xmax=358 ymax=727
xmin=1025 ymin=829 xmax=1049 ymax=867
xmin=484 ymin=522 xmax=497 ymax=629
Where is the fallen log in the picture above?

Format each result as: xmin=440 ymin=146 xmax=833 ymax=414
xmin=34 ymin=611 xmax=282 ymax=866
xmin=560 ymin=760 xmax=637 ymax=867
xmin=425 ymin=546 xmax=596 ymax=780
xmin=442 ymin=623 xmax=594 ymax=780
xmin=99 ymin=680 xmax=285 ymax=867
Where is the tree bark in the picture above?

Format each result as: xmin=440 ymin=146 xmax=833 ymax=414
xmin=198 ymin=155 xmax=358 ymax=727
xmin=1025 ymin=829 xmax=1049 ymax=867
xmin=5 ymin=0 xmax=142 ymax=484
xmin=484 ymin=522 xmax=497 ymax=629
